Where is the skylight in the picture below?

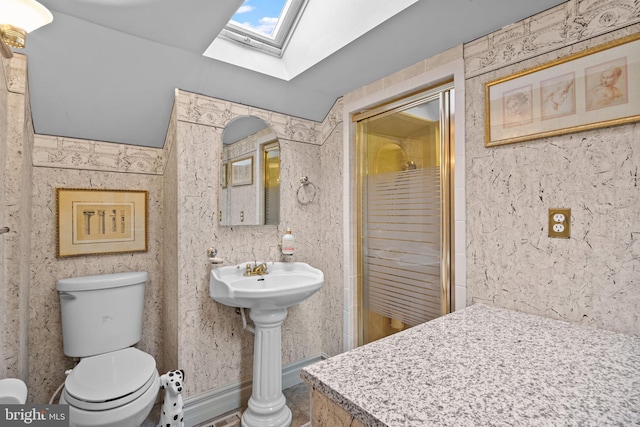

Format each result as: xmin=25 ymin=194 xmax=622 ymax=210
xmin=220 ymin=0 xmax=307 ymax=56
xmin=204 ymin=0 xmax=420 ymax=81
xmin=230 ymin=0 xmax=286 ymax=38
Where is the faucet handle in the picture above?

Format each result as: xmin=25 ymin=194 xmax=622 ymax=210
xmin=207 ymin=247 xmax=217 ymax=257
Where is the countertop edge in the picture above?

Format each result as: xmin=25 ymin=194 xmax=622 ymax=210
xmin=300 ymin=369 xmax=386 ymax=427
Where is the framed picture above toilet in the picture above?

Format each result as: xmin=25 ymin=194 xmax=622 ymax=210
xmin=56 ymin=188 xmax=148 ymax=257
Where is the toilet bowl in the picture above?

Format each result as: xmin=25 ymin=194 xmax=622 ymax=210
xmin=0 ymin=378 xmax=28 ymax=404
xmin=59 ymin=348 xmax=159 ymax=427
xmin=57 ymin=272 xmax=159 ymax=427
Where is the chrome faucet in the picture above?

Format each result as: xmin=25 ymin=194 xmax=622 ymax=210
xmin=244 ymin=262 xmax=269 ymax=276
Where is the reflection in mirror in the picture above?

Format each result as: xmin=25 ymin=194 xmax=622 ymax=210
xmin=220 ymin=116 xmax=280 ymax=226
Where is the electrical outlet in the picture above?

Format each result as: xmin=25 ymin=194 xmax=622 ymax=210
xmin=549 ymin=208 xmax=570 ymax=238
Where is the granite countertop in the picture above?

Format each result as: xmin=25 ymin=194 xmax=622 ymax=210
xmin=301 ymin=304 xmax=640 ymax=426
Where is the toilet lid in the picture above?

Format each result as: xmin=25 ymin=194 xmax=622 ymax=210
xmin=65 ymin=347 xmax=156 ymax=403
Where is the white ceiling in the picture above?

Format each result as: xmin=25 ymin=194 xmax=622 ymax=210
xmin=23 ymin=0 xmax=566 ymax=148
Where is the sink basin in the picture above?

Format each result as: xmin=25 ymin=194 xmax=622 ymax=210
xmin=210 ymin=262 xmax=324 ymax=310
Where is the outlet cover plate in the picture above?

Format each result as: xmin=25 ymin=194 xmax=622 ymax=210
xmin=549 ymin=208 xmax=570 ymax=238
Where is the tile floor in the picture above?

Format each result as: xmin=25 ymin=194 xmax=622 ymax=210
xmin=283 ymin=381 xmax=311 ymax=427
xmin=143 ymin=381 xmax=311 ymax=427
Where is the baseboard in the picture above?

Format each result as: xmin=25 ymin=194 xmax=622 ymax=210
xmin=184 ymin=353 xmax=327 ymax=427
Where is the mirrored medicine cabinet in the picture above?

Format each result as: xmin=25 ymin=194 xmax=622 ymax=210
xmin=220 ymin=116 xmax=280 ymax=226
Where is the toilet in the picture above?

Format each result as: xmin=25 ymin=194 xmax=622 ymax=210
xmin=0 ymin=378 xmax=27 ymax=404
xmin=57 ymin=272 xmax=160 ymax=427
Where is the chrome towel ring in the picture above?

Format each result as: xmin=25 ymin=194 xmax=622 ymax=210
xmin=297 ymin=176 xmax=317 ymax=205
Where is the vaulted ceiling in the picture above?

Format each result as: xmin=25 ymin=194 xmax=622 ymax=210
xmin=23 ymin=0 xmax=566 ymax=148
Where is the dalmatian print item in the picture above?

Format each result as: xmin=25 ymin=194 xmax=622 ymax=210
xmin=158 ymin=369 xmax=185 ymax=427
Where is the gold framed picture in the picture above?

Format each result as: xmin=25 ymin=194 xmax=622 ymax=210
xmin=231 ymin=156 xmax=253 ymax=186
xmin=56 ymin=188 xmax=148 ymax=257
xmin=485 ymin=33 xmax=640 ymax=147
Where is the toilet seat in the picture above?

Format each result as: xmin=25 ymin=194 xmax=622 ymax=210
xmin=63 ymin=347 xmax=157 ymax=411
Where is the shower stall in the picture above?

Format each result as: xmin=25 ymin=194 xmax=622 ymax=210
xmin=355 ymin=84 xmax=455 ymax=345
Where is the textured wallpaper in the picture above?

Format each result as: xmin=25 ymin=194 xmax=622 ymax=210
xmin=166 ymin=91 xmax=344 ymax=397
xmin=465 ymin=4 xmax=639 ymax=336
xmin=0 ymin=55 xmax=7 ymax=380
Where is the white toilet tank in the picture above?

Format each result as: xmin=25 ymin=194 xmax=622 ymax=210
xmin=57 ymin=272 xmax=148 ymax=358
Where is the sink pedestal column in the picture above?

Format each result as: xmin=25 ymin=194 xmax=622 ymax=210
xmin=242 ymin=308 xmax=291 ymax=427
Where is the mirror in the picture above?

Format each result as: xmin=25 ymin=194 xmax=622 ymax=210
xmin=220 ymin=116 xmax=280 ymax=226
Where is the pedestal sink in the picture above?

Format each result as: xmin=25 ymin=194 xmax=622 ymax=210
xmin=210 ymin=262 xmax=324 ymax=427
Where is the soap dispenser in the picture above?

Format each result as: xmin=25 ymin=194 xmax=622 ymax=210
xmin=281 ymin=228 xmax=295 ymax=255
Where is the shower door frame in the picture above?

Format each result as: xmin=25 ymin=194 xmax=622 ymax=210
xmin=354 ymin=84 xmax=455 ymax=346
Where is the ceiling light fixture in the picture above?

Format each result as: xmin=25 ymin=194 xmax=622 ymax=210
xmin=0 ymin=0 xmax=53 ymax=58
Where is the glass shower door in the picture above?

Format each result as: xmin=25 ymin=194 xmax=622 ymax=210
xmin=357 ymin=88 xmax=453 ymax=345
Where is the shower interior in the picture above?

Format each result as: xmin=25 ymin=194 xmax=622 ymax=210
xmin=356 ymin=85 xmax=454 ymax=345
